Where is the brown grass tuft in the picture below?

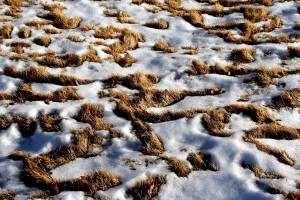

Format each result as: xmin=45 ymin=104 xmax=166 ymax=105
xmin=33 ymin=36 xmax=51 ymax=47
xmin=231 ymin=48 xmax=255 ymax=63
xmin=4 ymin=66 xmax=93 ymax=86
xmin=58 ymin=170 xmax=122 ymax=196
xmin=163 ymin=156 xmax=191 ymax=177
xmin=202 ymin=110 xmax=231 ymax=137
xmin=115 ymin=53 xmax=137 ymax=67
xmin=0 ymin=116 xmax=12 ymax=129
xmin=247 ymin=124 xmax=300 ymax=140
xmin=0 ymin=24 xmax=13 ymax=39
xmin=242 ymin=6 xmax=269 ymax=23
xmin=253 ymin=67 xmax=286 ymax=87
xmin=4 ymin=7 xmax=22 ymax=18
xmin=263 ymin=16 xmax=282 ymax=32
xmin=244 ymin=136 xmax=295 ymax=166
xmin=126 ymin=175 xmax=166 ymax=200
xmin=51 ymin=87 xmax=83 ymax=102
xmin=288 ymin=46 xmax=300 ymax=57
xmin=94 ymin=26 xmax=118 ymax=39
xmin=44 ymin=27 xmax=62 ymax=34
xmin=248 ymin=0 xmax=273 ymax=6
xmin=225 ymin=104 xmax=276 ymax=123
xmin=153 ymin=39 xmax=176 ymax=53
xmin=43 ymin=4 xmax=81 ymax=29
xmin=242 ymin=162 xmax=284 ymax=179
xmin=187 ymin=152 xmax=219 ymax=171
xmin=18 ymin=27 xmax=31 ymax=38
xmin=7 ymin=151 xmax=29 ymax=160
xmin=0 ymin=192 xmax=15 ymax=200
xmin=25 ymin=20 xmax=52 ymax=29
xmin=39 ymin=113 xmax=62 ymax=132
xmin=12 ymin=115 xmax=37 ymax=136
xmin=3 ymin=0 xmax=24 ymax=7
xmin=185 ymin=10 xmax=205 ymax=27
xmin=67 ymin=35 xmax=84 ymax=43
xmin=272 ymin=88 xmax=300 ymax=108
xmin=144 ymin=19 xmax=169 ymax=29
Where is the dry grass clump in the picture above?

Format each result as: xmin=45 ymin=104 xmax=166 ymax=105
xmin=249 ymin=67 xmax=286 ymax=87
xmin=4 ymin=7 xmax=22 ymax=18
xmin=263 ymin=16 xmax=282 ymax=32
xmin=104 ymin=9 xmax=128 ymax=18
xmin=12 ymin=114 xmax=37 ymax=136
xmin=247 ymin=124 xmax=300 ymax=140
xmin=242 ymin=162 xmax=284 ymax=179
xmin=25 ymin=20 xmax=52 ymax=29
xmin=39 ymin=113 xmax=62 ymax=132
xmin=244 ymin=136 xmax=295 ymax=166
xmin=0 ymin=192 xmax=15 ymax=200
xmin=104 ymin=72 xmax=159 ymax=91
xmin=67 ymin=35 xmax=84 ymax=43
xmin=225 ymin=104 xmax=276 ymax=124
xmin=3 ymin=0 xmax=24 ymax=7
xmin=202 ymin=110 xmax=231 ymax=137
xmin=0 ymin=24 xmax=13 ymax=39
xmin=162 ymin=156 xmax=191 ymax=177
xmin=94 ymin=26 xmax=118 ymax=39
xmin=80 ymin=24 xmax=95 ymax=31
xmin=182 ymin=46 xmax=199 ymax=55
xmin=4 ymin=66 xmax=93 ymax=86
xmin=231 ymin=48 xmax=255 ymax=63
xmin=44 ymin=27 xmax=62 ymax=34
xmin=75 ymin=103 xmax=104 ymax=122
xmin=248 ymin=0 xmax=273 ymax=6
xmin=0 ymin=83 xmax=83 ymax=103
xmin=265 ymin=33 xmax=295 ymax=43
xmin=272 ymin=88 xmax=300 ymax=108
xmin=288 ymin=46 xmax=300 ymax=57
xmin=126 ymin=175 xmax=166 ymax=200
xmin=144 ymin=19 xmax=169 ymax=29
xmin=187 ymin=152 xmax=219 ymax=171
xmin=185 ymin=10 xmax=205 ymax=27
xmin=186 ymin=60 xmax=251 ymax=76
xmin=58 ymin=170 xmax=122 ymax=196
xmin=18 ymin=27 xmax=31 ymax=38
xmin=0 ymin=116 xmax=12 ymax=129
xmin=242 ymin=6 xmax=269 ymax=23
xmin=115 ymin=53 xmax=137 ymax=67
xmin=218 ymin=0 xmax=244 ymax=6
xmin=153 ymin=39 xmax=176 ymax=53
xmin=33 ymin=36 xmax=51 ymax=47
xmin=43 ymin=4 xmax=81 ymax=29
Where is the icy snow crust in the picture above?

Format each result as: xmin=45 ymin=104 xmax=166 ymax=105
xmin=0 ymin=0 xmax=300 ymax=199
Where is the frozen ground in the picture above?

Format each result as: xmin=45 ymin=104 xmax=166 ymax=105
xmin=0 ymin=0 xmax=300 ymax=199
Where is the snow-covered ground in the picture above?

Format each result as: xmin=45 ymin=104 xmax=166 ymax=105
xmin=0 ymin=0 xmax=300 ymax=199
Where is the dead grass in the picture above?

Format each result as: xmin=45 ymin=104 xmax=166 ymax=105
xmin=263 ymin=16 xmax=282 ymax=32
xmin=80 ymin=24 xmax=95 ymax=31
xmin=3 ymin=0 xmax=24 ymax=7
xmin=0 ymin=24 xmax=13 ymax=39
xmin=202 ymin=110 xmax=231 ymax=137
xmin=75 ymin=103 xmax=104 ymax=122
xmin=231 ymin=48 xmax=255 ymax=63
xmin=0 ymin=192 xmax=15 ymax=200
xmin=67 ymin=35 xmax=84 ymax=43
xmin=144 ymin=19 xmax=169 ymax=29
xmin=12 ymin=114 xmax=37 ymax=136
xmin=185 ymin=10 xmax=205 ymax=27
xmin=94 ymin=26 xmax=118 ymax=39
xmin=39 ymin=112 xmax=62 ymax=132
xmin=44 ymin=27 xmax=62 ymax=34
xmin=288 ymin=46 xmax=300 ymax=57
xmin=115 ymin=53 xmax=137 ymax=67
xmin=244 ymin=136 xmax=295 ymax=166
xmin=0 ymin=116 xmax=12 ymax=129
xmin=272 ymin=88 xmax=300 ymax=108
xmin=182 ymin=46 xmax=199 ymax=55
xmin=127 ymin=175 xmax=166 ymax=200
xmin=162 ymin=156 xmax=191 ymax=177
xmin=4 ymin=7 xmax=22 ymax=18
xmin=241 ymin=162 xmax=284 ymax=179
xmin=265 ymin=33 xmax=295 ymax=43
xmin=43 ymin=4 xmax=81 ymax=29
xmin=153 ymin=39 xmax=176 ymax=53
xmin=248 ymin=0 xmax=273 ymax=6
xmin=25 ymin=20 xmax=52 ymax=29
xmin=225 ymin=104 xmax=276 ymax=124
xmin=253 ymin=67 xmax=286 ymax=87
xmin=242 ymin=6 xmax=269 ymax=23
xmin=18 ymin=27 xmax=31 ymax=38
xmin=247 ymin=124 xmax=300 ymax=140
xmin=4 ymin=66 xmax=93 ymax=86
xmin=33 ymin=36 xmax=51 ymax=47
xmin=187 ymin=152 xmax=219 ymax=171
